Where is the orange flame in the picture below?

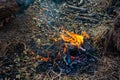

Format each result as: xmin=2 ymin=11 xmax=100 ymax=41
xmin=81 ymin=31 xmax=90 ymax=39
xmin=40 ymin=57 xmax=49 ymax=62
xmin=60 ymin=30 xmax=89 ymax=48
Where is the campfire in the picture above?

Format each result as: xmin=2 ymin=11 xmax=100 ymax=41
xmin=36 ymin=30 xmax=97 ymax=75
xmin=60 ymin=30 xmax=90 ymax=63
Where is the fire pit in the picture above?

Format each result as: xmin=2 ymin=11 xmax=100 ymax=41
xmin=36 ymin=30 xmax=97 ymax=75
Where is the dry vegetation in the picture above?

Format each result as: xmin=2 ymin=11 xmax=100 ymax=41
xmin=0 ymin=0 xmax=119 ymax=80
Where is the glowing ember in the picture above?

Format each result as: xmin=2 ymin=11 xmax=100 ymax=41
xmin=60 ymin=30 xmax=90 ymax=48
xmin=40 ymin=57 xmax=49 ymax=62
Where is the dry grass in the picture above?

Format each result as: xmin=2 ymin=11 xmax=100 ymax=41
xmin=0 ymin=0 xmax=119 ymax=80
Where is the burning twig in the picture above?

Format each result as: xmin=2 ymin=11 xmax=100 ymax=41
xmin=60 ymin=30 xmax=90 ymax=48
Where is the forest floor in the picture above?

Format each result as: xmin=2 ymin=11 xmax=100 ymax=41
xmin=0 ymin=0 xmax=119 ymax=80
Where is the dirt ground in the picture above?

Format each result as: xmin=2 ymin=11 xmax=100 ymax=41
xmin=0 ymin=0 xmax=119 ymax=80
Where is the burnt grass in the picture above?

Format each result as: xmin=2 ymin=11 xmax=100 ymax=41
xmin=0 ymin=0 xmax=120 ymax=80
